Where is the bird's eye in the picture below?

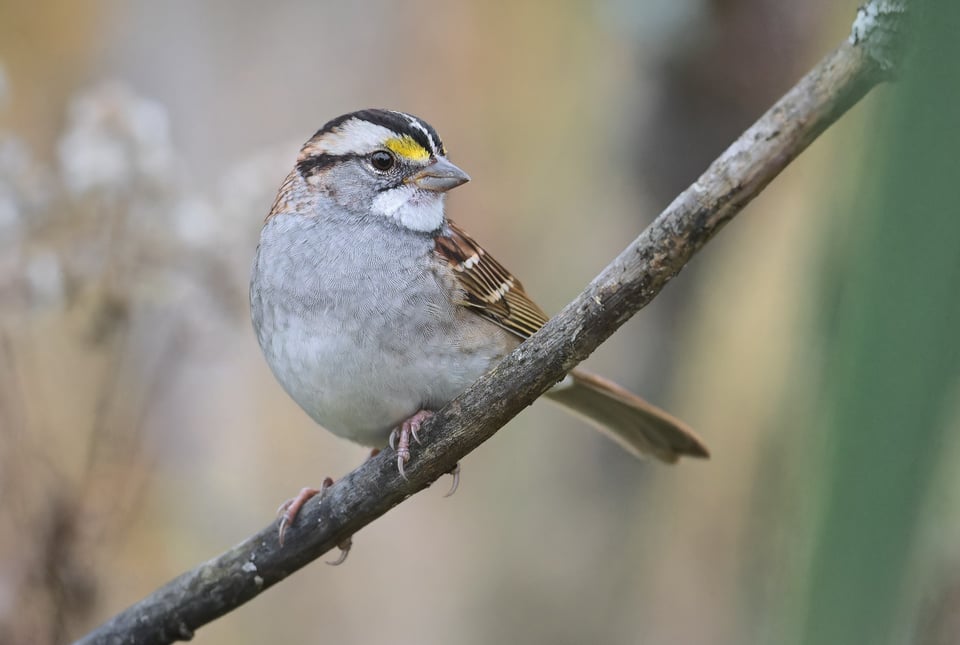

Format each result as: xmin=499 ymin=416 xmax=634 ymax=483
xmin=370 ymin=150 xmax=395 ymax=171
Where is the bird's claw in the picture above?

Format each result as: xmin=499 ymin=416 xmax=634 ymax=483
xmin=326 ymin=536 xmax=353 ymax=566
xmin=444 ymin=462 xmax=461 ymax=497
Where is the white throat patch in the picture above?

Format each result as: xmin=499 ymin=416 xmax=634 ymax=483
xmin=371 ymin=185 xmax=446 ymax=232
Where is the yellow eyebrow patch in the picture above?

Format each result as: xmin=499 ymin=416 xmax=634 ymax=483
xmin=384 ymin=135 xmax=430 ymax=161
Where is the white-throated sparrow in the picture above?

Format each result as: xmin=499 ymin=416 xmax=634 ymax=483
xmin=250 ymin=109 xmax=708 ymax=548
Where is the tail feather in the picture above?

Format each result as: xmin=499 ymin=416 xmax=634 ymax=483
xmin=545 ymin=369 xmax=709 ymax=463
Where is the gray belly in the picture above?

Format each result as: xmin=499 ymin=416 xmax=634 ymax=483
xmin=256 ymin=302 xmax=508 ymax=446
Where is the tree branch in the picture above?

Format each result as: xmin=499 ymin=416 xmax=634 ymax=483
xmin=75 ymin=4 xmax=908 ymax=643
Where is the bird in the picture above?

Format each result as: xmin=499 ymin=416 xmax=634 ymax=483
xmin=250 ymin=109 xmax=708 ymax=552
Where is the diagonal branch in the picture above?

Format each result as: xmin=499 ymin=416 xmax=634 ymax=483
xmin=75 ymin=4 xmax=908 ymax=643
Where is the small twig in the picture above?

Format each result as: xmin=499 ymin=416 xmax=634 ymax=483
xmin=74 ymin=3 xmax=908 ymax=643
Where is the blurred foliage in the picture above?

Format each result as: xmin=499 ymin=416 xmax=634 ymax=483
xmin=0 ymin=81 xmax=251 ymax=644
xmin=797 ymin=2 xmax=960 ymax=643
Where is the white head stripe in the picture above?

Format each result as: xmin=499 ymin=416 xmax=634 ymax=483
xmin=318 ymin=119 xmax=399 ymax=156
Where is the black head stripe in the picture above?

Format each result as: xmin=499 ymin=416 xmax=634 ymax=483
xmin=296 ymin=153 xmax=342 ymax=177
xmin=312 ymin=109 xmax=445 ymax=156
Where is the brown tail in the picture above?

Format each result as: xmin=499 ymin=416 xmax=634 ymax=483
xmin=544 ymin=369 xmax=709 ymax=463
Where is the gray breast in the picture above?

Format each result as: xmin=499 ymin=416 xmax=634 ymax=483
xmin=250 ymin=212 xmax=513 ymax=446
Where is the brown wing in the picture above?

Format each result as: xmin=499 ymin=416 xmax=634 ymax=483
xmin=435 ymin=221 xmax=549 ymax=339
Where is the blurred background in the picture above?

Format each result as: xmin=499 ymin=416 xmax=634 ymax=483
xmin=1 ymin=1 xmax=958 ymax=644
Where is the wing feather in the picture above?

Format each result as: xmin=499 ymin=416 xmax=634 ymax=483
xmin=435 ymin=222 xmax=549 ymax=339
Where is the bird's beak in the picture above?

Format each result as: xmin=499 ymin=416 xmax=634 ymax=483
xmin=409 ymin=158 xmax=470 ymax=193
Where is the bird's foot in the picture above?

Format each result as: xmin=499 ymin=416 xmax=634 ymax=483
xmin=387 ymin=410 xmax=461 ymax=495
xmin=276 ymin=478 xmax=352 ymax=564
xmin=276 ymin=478 xmax=332 ymax=546
xmin=388 ymin=409 xmax=434 ymax=478
xmin=277 ymin=483 xmax=328 ymax=547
